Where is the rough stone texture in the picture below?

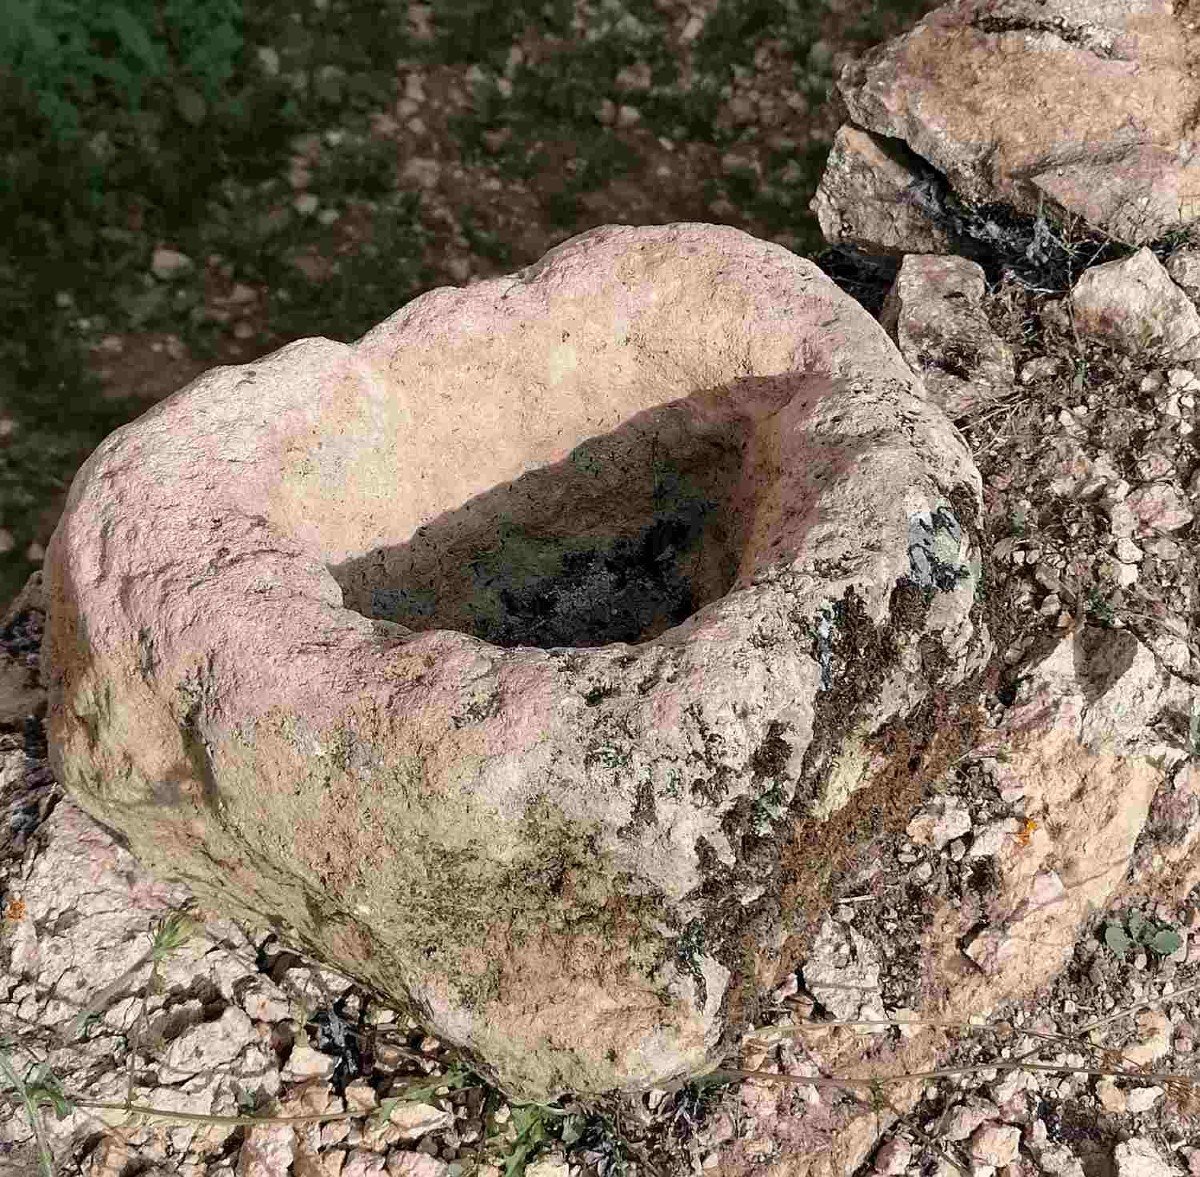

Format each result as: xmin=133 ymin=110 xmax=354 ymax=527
xmin=3 ymin=218 xmax=1199 ymax=1173
xmin=1166 ymin=245 xmax=1200 ymax=304
xmin=906 ymin=795 xmax=971 ymax=851
xmin=736 ymin=620 xmax=1197 ymax=1177
xmin=879 ymin=254 xmax=1016 ymax=420
xmin=834 ymin=0 xmax=1200 ymax=246
xmin=40 ymin=223 xmax=991 ymax=1100
xmin=809 ymin=125 xmax=952 ymax=256
xmin=0 ymin=573 xmax=46 ymax=726
xmin=1114 ymin=1138 xmax=1180 ymax=1177
xmin=800 ymin=917 xmax=885 ymax=1026
xmin=1070 ymin=247 xmax=1200 ymax=361
xmin=969 ymin=1123 xmax=1020 ymax=1167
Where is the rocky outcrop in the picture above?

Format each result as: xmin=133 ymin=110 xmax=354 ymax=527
xmin=39 ymin=223 xmax=992 ymax=1100
xmin=822 ymin=0 xmax=1200 ymax=248
xmin=697 ymin=620 xmax=1197 ymax=1177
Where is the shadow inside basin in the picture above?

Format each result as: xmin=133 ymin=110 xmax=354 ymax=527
xmin=328 ymin=379 xmax=794 ymax=649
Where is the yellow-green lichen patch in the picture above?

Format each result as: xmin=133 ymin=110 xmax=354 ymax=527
xmin=809 ymin=719 xmax=878 ymax=821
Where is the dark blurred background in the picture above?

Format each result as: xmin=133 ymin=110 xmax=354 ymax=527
xmin=0 ymin=0 xmax=940 ymax=608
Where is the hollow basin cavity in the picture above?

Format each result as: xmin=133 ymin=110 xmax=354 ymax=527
xmin=329 ymin=389 xmax=766 ymax=649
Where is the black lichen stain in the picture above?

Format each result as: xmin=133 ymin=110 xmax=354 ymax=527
xmin=470 ymin=507 xmax=710 ymax=650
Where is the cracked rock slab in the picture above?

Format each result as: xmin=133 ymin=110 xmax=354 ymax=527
xmin=834 ymin=0 xmax=1200 ymax=245
xmin=43 ymin=222 xmax=991 ymax=1100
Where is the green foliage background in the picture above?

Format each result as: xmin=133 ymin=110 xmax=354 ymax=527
xmin=0 ymin=0 xmax=243 ymax=143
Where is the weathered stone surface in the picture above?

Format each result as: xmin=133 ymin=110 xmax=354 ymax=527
xmin=1166 ymin=245 xmax=1200 ymax=304
xmin=906 ymin=795 xmax=971 ymax=850
xmin=969 ymin=1123 xmax=1020 ymax=1167
xmin=387 ymin=1103 xmax=453 ymax=1141
xmin=1070 ymin=247 xmax=1200 ymax=360
xmin=0 ymin=571 xmax=47 ymax=725
xmin=159 ymin=1007 xmax=258 ymax=1082
xmin=43 ymin=222 xmax=991 ymax=1099
xmin=751 ymin=620 xmax=1197 ymax=1177
xmin=810 ymin=124 xmax=953 ymax=256
xmin=834 ymin=0 xmax=1200 ymax=246
xmin=1114 ymin=1138 xmax=1179 ymax=1177
xmin=879 ymin=254 xmax=1016 ymax=420
xmin=801 ymin=917 xmax=886 ymax=1026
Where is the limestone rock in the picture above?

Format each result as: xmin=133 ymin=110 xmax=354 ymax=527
xmin=1115 ymin=1138 xmax=1179 ymax=1177
xmin=963 ymin=870 xmax=1066 ymax=975
xmin=387 ymin=1156 xmax=449 ymax=1177
xmin=525 ymin=1159 xmax=570 ymax=1177
xmin=955 ymin=623 xmax=1196 ymax=983
xmin=160 ymin=1006 xmax=258 ymax=1081
xmin=879 ymin=254 xmax=1016 ymax=420
xmin=0 ymin=654 xmax=43 ymax=726
xmin=0 ymin=568 xmax=47 ymax=724
xmin=1166 ymin=246 xmax=1200 ymax=304
xmin=1038 ymin=1143 xmax=1085 ymax=1177
xmin=969 ymin=1123 xmax=1020 ymax=1168
xmin=1099 ymin=1075 xmax=1123 ymax=1113
xmin=834 ymin=0 xmax=1200 ymax=246
xmin=236 ymin=1125 xmax=296 ymax=1177
xmin=906 ymin=795 xmax=972 ymax=851
xmin=941 ymin=1098 xmax=999 ymax=1142
xmin=1070 ymin=248 xmax=1200 ymax=361
xmin=42 ymin=222 xmax=991 ymax=1099
xmin=387 ymin=1103 xmax=454 ymax=1141
xmin=1124 ymin=1009 xmax=1173 ymax=1067
xmin=1125 ymin=1085 xmax=1165 ymax=1113
xmin=801 ymin=917 xmax=886 ymax=1025
xmin=873 ymin=1137 xmax=913 ymax=1175
xmin=1124 ymin=481 xmax=1195 ymax=535
xmin=810 ymin=124 xmax=953 ymax=256
xmin=280 ymin=1042 xmax=338 ymax=1082
xmin=151 ymin=247 xmax=194 ymax=281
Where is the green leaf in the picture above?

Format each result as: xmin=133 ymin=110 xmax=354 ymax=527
xmin=503 ymin=1141 xmax=536 ymax=1177
xmin=1104 ymin=923 xmax=1132 ymax=957
xmin=22 ymin=1063 xmax=71 ymax=1119
xmin=1127 ymin=911 xmax=1147 ymax=941
xmin=151 ymin=910 xmax=199 ymax=960
xmin=1149 ymin=928 xmax=1183 ymax=957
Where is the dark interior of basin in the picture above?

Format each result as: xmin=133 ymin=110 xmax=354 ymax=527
xmin=329 ymin=391 xmax=762 ymax=649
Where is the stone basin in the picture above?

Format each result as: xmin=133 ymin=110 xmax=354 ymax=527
xmin=42 ymin=223 xmax=990 ymax=1099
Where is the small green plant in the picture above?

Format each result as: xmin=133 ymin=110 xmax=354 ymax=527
xmin=1085 ymin=588 xmax=1116 ymax=625
xmin=486 ymin=1098 xmax=635 ymax=1177
xmin=497 ymin=1103 xmax=570 ymax=1177
xmin=374 ymin=1061 xmax=476 ymax=1128
xmin=751 ymin=782 xmax=788 ymax=836
xmin=1102 ymin=911 xmax=1183 ymax=960
xmin=0 ymin=1052 xmax=70 ymax=1177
